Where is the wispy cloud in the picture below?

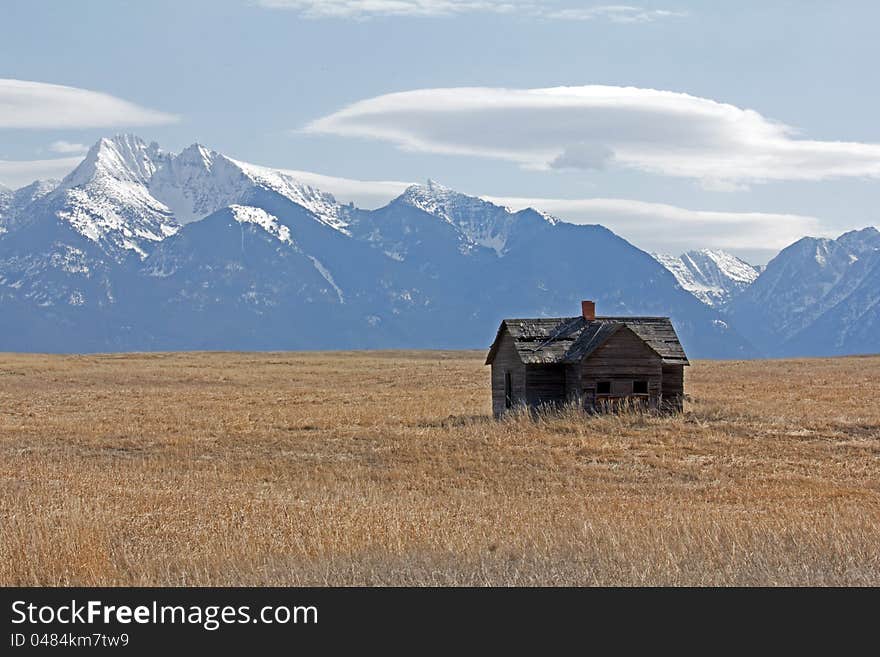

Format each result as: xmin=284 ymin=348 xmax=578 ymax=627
xmin=0 ymin=79 xmax=178 ymax=129
xmin=305 ymin=85 xmax=880 ymax=187
xmin=270 ymin=167 xmax=413 ymax=208
xmin=485 ymin=195 xmax=829 ymax=253
xmin=543 ymin=6 xmax=686 ymax=23
xmin=256 ymin=1 xmax=685 ymax=22
xmin=0 ymin=156 xmax=83 ymax=188
xmin=49 ymin=140 xmax=89 ymax=155
xmin=257 ymin=0 xmax=508 ymax=18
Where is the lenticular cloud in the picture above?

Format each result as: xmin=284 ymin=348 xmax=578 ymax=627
xmin=305 ymin=85 xmax=880 ymax=185
xmin=0 ymin=79 xmax=178 ymax=129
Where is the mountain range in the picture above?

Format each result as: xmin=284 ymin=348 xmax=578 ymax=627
xmin=0 ymin=134 xmax=877 ymax=357
xmin=725 ymin=227 xmax=880 ymax=356
xmin=651 ymin=250 xmax=761 ymax=307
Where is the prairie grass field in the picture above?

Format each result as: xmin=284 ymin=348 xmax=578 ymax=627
xmin=1 ymin=350 xmax=878 ymax=586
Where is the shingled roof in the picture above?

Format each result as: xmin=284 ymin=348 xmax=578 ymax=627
xmin=485 ymin=316 xmax=689 ymax=366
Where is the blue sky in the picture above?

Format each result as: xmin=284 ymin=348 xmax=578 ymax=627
xmin=1 ymin=0 xmax=879 ymax=261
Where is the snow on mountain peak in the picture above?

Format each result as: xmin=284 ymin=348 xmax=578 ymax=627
xmin=399 ymin=179 xmax=481 ymax=222
xmin=397 ymin=180 xmax=532 ymax=256
xmin=46 ymin=135 xmax=177 ymax=259
xmin=18 ymin=178 xmax=59 ymax=200
xmin=64 ymin=134 xmax=164 ymax=189
xmin=1 ymin=179 xmax=60 ymax=233
xmin=687 ymin=249 xmax=760 ymax=285
xmin=0 ymin=188 xmax=9 ymax=233
xmin=178 ymin=143 xmax=215 ymax=171
xmin=21 ymin=134 xmax=361 ymax=263
xmin=653 ymin=249 xmax=759 ymax=307
xmin=229 ymin=204 xmax=293 ymax=245
xmin=148 ymin=144 xmax=250 ymax=224
xmin=531 ymin=208 xmax=560 ymax=226
xmin=114 ymin=139 xmax=352 ymax=232
xmin=227 ymin=158 xmax=350 ymax=233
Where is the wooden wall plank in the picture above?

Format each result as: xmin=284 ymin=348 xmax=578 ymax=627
xmin=490 ymin=329 xmax=526 ymax=416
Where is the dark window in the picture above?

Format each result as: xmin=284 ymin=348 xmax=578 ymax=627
xmin=596 ymin=381 xmax=611 ymax=395
xmin=633 ymin=380 xmax=648 ymax=394
xmin=504 ymin=371 xmax=513 ymax=409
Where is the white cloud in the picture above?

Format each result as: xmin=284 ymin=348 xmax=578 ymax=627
xmin=49 ymin=140 xmax=89 ymax=155
xmin=544 ymin=6 xmax=686 ymax=22
xmin=485 ymin=195 xmax=830 ymax=253
xmin=0 ymin=79 xmax=178 ymax=129
xmin=0 ymin=156 xmax=83 ymax=188
xmin=257 ymin=0 xmax=511 ymax=18
xmin=273 ymin=167 xmax=412 ymax=208
xmin=305 ymin=85 xmax=880 ymax=186
xmin=257 ymin=1 xmax=684 ymax=21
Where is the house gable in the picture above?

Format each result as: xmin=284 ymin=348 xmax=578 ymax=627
xmin=579 ymin=325 xmax=664 ymax=397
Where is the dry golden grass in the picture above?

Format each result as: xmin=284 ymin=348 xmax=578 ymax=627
xmin=1 ymin=350 xmax=878 ymax=586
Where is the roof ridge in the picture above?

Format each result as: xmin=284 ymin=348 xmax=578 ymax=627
xmin=528 ymin=316 xmax=584 ymax=353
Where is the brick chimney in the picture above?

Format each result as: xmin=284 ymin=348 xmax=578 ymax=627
xmin=581 ymin=300 xmax=595 ymax=320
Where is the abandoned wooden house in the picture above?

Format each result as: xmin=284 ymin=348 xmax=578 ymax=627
xmin=486 ymin=300 xmax=688 ymax=415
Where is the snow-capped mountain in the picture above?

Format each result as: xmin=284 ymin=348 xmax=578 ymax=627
xmin=653 ymin=249 xmax=760 ymax=307
xmin=346 ymin=179 xmax=556 ymax=267
xmin=394 ymin=179 xmax=553 ymax=256
xmin=2 ymin=135 xmax=355 ymax=263
xmin=47 ymin=135 xmax=178 ymax=260
xmin=0 ymin=132 xmax=847 ymax=357
xmin=147 ymin=142 xmax=351 ymax=231
xmin=0 ymin=184 xmax=10 ymax=232
xmin=725 ymin=227 xmax=880 ymax=355
xmin=0 ymin=178 xmax=58 ymax=233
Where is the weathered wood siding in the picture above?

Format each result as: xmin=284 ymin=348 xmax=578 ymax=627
xmin=564 ymin=364 xmax=581 ymax=403
xmin=525 ymin=365 xmax=566 ymax=407
xmin=661 ymin=364 xmax=685 ymax=411
xmin=490 ymin=329 xmax=527 ymax=416
xmin=578 ymin=326 xmax=663 ymax=408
